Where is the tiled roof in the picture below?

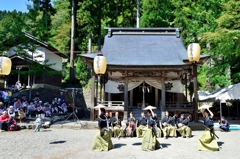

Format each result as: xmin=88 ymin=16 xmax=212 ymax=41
xmin=80 ymin=28 xmax=207 ymax=66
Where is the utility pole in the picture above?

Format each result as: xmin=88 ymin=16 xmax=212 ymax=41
xmin=136 ymin=0 xmax=140 ymax=28
xmin=70 ymin=0 xmax=75 ymax=82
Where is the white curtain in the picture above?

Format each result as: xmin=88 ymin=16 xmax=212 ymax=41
xmin=105 ymin=80 xmax=143 ymax=94
xmin=145 ymin=80 xmax=183 ymax=93
xmin=105 ymin=80 xmax=183 ymax=94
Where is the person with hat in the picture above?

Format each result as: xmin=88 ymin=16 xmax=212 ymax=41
xmin=0 ymin=111 xmax=11 ymax=132
xmin=198 ymin=107 xmax=219 ymax=151
xmin=8 ymin=106 xmax=15 ymax=119
xmin=92 ymin=107 xmax=113 ymax=151
xmin=141 ymin=109 xmax=161 ymax=151
xmin=177 ymin=114 xmax=192 ymax=138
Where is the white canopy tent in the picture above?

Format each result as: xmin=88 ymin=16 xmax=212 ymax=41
xmin=198 ymin=83 xmax=240 ymax=117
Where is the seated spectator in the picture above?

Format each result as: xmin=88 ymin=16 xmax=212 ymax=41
xmin=0 ymin=102 xmax=4 ymax=111
xmin=27 ymin=102 xmax=36 ymax=118
xmin=51 ymin=101 xmax=58 ymax=113
xmin=22 ymin=101 xmax=29 ymax=113
xmin=0 ymin=111 xmax=11 ymax=132
xmin=219 ymin=116 xmax=230 ymax=132
xmin=58 ymin=92 xmax=65 ymax=104
xmin=33 ymin=101 xmax=39 ymax=109
xmin=61 ymin=102 xmax=68 ymax=113
xmin=8 ymin=106 xmax=15 ymax=119
xmin=53 ymin=97 xmax=58 ymax=103
xmin=21 ymin=95 xmax=27 ymax=103
xmin=18 ymin=108 xmax=26 ymax=123
xmin=36 ymin=105 xmax=45 ymax=116
xmin=57 ymin=102 xmax=64 ymax=113
xmin=13 ymin=99 xmax=22 ymax=113
xmin=43 ymin=102 xmax=51 ymax=117
xmin=2 ymin=90 xmax=9 ymax=108
xmin=0 ymin=108 xmax=3 ymax=115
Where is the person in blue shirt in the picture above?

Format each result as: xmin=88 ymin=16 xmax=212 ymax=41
xmin=219 ymin=116 xmax=230 ymax=132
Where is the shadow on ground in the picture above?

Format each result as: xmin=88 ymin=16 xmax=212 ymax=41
xmin=49 ymin=140 xmax=66 ymax=144
xmin=218 ymin=141 xmax=224 ymax=147
xmin=132 ymin=142 xmax=142 ymax=146
xmin=114 ymin=143 xmax=127 ymax=149
xmin=41 ymin=130 xmax=52 ymax=132
xmin=160 ymin=143 xmax=171 ymax=148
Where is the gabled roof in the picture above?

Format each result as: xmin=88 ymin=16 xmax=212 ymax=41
xmin=80 ymin=28 xmax=209 ymax=67
xmin=3 ymin=31 xmax=68 ymax=58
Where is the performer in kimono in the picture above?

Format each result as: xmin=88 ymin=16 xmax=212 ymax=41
xmin=125 ymin=112 xmax=136 ymax=137
xmin=198 ymin=107 xmax=219 ymax=151
xmin=152 ymin=114 xmax=162 ymax=138
xmin=141 ymin=109 xmax=161 ymax=151
xmin=92 ymin=107 xmax=114 ymax=151
xmin=136 ymin=112 xmax=147 ymax=138
xmin=106 ymin=112 xmax=113 ymax=137
xmin=177 ymin=114 xmax=192 ymax=138
xmin=111 ymin=112 xmax=124 ymax=139
xmin=161 ymin=111 xmax=177 ymax=138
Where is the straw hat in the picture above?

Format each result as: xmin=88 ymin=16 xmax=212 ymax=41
xmin=143 ymin=105 xmax=157 ymax=110
xmin=198 ymin=104 xmax=212 ymax=110
xmin=94 ymin=104 xmax=106 ymax=110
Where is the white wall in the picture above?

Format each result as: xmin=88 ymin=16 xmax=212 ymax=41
xmin=8 ymin=45 xmax=62 ymax=71
xmin=45 ymin=49 xmax=62 ymax=71
xmin=9 ymin=45 xmax=45 ymax=64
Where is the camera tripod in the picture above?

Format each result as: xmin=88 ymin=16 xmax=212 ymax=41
xmin=62 ymin=88 xmax=84 ymax=129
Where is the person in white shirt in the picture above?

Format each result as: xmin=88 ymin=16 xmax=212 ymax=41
xmin=34 ymin=115 xmax=42 ymax=132
xmin=8 ymin=106 xmax=15 ymax=119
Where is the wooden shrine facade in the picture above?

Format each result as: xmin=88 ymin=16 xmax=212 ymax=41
xmin=80 ymin=28 xmax=209 ymax=120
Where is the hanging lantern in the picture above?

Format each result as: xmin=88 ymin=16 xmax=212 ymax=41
xmin=0 ymin=56 xmax=12 ymax=75
xmin=187 ymin=43 xmax=200 ymax=62
xmin=93 ymin=54 xmax=107 ymax=75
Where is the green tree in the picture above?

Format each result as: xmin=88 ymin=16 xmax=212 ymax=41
xmin=172 ymin=0 xmax=226 ymax=89
xmin=202 ymin=0 xmax=240 ymax=86
xmin=75 ymin=57 xmax=88 ymax=86
xmin=141 ymin=0 xmax=175 ymax=27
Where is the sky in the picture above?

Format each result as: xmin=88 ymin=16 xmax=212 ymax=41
xmin=0 ymin=0 xmax=30 ymax=12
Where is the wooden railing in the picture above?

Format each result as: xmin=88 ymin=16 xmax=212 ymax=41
xmin=165 ymin=102 xmax=193 ymax=110
xmin=97 ymin=101 xmax=125 ymax=112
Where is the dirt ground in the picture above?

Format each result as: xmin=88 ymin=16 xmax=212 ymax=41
xmin=0 ymin=129 xmax=239 ymax=159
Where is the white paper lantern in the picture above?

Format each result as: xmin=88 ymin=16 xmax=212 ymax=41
xmin=187 ymin=43 xmax=200 ymax=62
xmin=93 ymin=54 xmax=107 ymax=75
xmin=0 ymin=56 xmax=12 ymax=75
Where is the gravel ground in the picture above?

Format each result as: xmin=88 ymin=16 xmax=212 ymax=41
xmin=0 ymin=129 xmax=239 ymax=159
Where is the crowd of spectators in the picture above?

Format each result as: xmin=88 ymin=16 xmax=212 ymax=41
xmin=0 ymin=90 xmax=73 ymax=123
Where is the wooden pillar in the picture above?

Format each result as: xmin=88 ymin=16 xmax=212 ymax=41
xmin=95 ymin=77 xmax=98 ymax=103
xmin=27 ymin=72 xmax=31 ymax=88
xmin=90 ymin=70 xmax=96 ymax=121
xmin=124 ymin=79 xmax=128 ymax=120
xmin=18 ymin=73 xmax=20 ymax=81
xmin=193 ymin=64 xmax=198 ymax=122
xmin=161 ymin=78 xmax=166 ymax=119
xmin=142 ymin=81 xmax=145 ymax=109
xmin=155 ymin=87 xmax=158 ymax=107
xmin=130 ymin=89 xmax=133 ymax=108
xmin=100 ymin=83 xmax=102 ymax=102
